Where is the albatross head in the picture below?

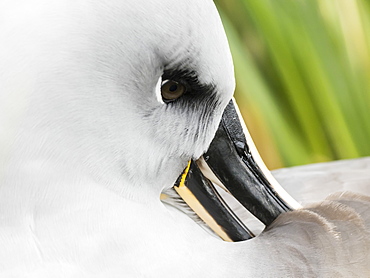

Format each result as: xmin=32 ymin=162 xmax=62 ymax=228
xmin=3 ymin=2 xmax=370 ymax=276
xmin=2 ymin=0 xmax=297 ymax=242
xmin=1 ymin=0 xmax=234 ymax=199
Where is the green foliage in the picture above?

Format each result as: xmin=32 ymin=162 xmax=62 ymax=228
xmin=215 ymin=0 xmax=370 ymax=168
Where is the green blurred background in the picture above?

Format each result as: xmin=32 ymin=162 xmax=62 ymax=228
xmin=215 ymin=0 xmax=370 ymax=169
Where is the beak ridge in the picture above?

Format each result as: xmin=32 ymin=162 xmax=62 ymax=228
xmin=172 ymin=99 xmax=301 ymax=241
xmin=203 ymin=100 xmax=291 ymax=225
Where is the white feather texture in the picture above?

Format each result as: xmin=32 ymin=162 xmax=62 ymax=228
xmin=1 ymin=0 xmax=370 ymax=277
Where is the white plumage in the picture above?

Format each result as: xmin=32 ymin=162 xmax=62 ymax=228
xmin=1 ymin=0 xmax=369 ymax=277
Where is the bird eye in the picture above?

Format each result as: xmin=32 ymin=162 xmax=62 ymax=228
xmin=161 ymin=80 xmax=186 ymax=102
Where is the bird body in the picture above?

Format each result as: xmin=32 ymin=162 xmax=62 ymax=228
xmin=1 ymin=0 xmax=370 ymax=277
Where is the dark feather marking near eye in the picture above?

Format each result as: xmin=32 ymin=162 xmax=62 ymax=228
xmin=165 ymin=69 xmax=220 ymax=139
xmin=162 ymin=68 xmax=220 ymax=111
xmin=162 ymin=68 xmax=221 ymax=154
xmin=163 ymin=69 xmax=215 ymax=97
xmin=141 ymin=67 xmax=224 ymax=158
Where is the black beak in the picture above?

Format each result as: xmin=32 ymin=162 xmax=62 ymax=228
xmin=174 ymin=99 xmax=301 ymax=241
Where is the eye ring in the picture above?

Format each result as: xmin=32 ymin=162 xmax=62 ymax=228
xmin=161 ymin=80 xmax=186 ymax=102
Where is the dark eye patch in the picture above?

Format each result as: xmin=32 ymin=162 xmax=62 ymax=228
xmin=162 ymin=68 xmax=216 ymax=100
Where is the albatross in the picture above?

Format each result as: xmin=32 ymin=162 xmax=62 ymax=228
xmin=1 ymin=0 xmax=370 ymax=276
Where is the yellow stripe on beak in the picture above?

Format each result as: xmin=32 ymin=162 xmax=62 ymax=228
xmin=174 ymin=161 xmax=233 ymax=242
